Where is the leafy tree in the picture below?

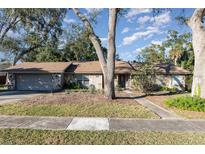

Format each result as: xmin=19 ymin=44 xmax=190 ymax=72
xmin=0 ymin=8 xmax=66 ymax=65
xmin=139 ymin=44 xmax=167 ymax=63
xmin=164 ymin=30 xmax=193 ymax=69
xmin=62 ymin=30 xmax=107 ymax=61
xmin=22 ymin=28 xmax=107 ymax=62
xmin=138 ymin=30 xmax=194 ymax=71
xmin=23 ymin=43 xmax=62 ymax=62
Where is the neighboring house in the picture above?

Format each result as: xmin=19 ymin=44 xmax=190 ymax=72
xmin=3 ymin=61 xmax=191 ymax=91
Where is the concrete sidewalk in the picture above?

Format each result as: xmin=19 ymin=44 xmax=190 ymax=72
xmin=1 ymin=115 xmax=205 ymax=132
xmin=124 ymin=90 xmax=181 ymax=119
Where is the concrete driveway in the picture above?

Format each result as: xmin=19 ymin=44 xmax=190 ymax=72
xmin=0 ymin=91 xmax=43 ymax=105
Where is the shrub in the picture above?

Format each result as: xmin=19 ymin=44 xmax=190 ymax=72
xmin=160 ymin=86 xmax=177 ymax=93
xmin=165 ymin=96 xmax=205 ymax=112
xmin=66 ymin=89 xmax=89 ymax=94
xmin=132 ymin=63 xmax=156 ymax=95
xmin=67 ymin=82 xmax=81 ymax=89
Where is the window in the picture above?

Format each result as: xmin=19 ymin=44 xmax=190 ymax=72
xmin=76 ymin=75 xmax=89 ymax=88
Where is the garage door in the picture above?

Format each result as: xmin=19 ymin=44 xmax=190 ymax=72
xmin=16 ymin=74 xmax=54 ymax=91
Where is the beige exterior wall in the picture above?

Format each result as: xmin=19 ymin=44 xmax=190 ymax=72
xmin=66 ymin=74 xmax=132 ymax=90
xmin=66 ymin=74 xmax=185 ymax=91
xmin=130 ymin=74 xmax=186 ymax=91
xmin=155 ymin=75 xmax=185 ymax=90
xmin=66 ymin=74 xmax=103 ymax=89
xmin=88 ymin=75 xmax=103 ymax=89
xmin=114 ymin=75 xmax=118 ymax=87
xmin=170 ymin=75 xmax=185 ymax=90
xmin=155 ymin=75 xmax=171 ymax=87
xmin=125 ymin=75 xmax=132 ymax=89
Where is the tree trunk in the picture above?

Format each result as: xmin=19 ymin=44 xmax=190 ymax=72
xmin=105 ymin=9 xmax=117 ymax=99
xmin=187 ymin=8 xmax=205 ymax=98
xmin=72 ymin=8 xmax=118 ymax=99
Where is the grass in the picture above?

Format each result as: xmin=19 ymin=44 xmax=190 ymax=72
xmin=0 ymin=129 xmax=205 ymax=144
xmin=0 ymin=101 xmax=158 ymax=118
xmin=0 ymin=85 xmax=7 ymax=92
xmin=165 ymin=96 xmax=205 ymax=112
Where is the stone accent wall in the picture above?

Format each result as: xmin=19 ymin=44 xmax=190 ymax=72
xmin=7 ymin=73 xmax=15 ymax=90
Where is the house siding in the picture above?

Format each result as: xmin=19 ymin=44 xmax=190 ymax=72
xmin=66 ymin=74 xmax=132 ymax=90
xmin=155 ymin=74 xmax=185 ymax=90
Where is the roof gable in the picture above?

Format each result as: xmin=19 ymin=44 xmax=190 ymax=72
xmin=66 ymin=61 xmax=132 ymax=74
xmin=132 ymin=62 xmax=191 ymax=75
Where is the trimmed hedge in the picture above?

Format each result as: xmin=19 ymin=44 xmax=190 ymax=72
xmin=165 ymin=96 xmax=205 ymax=112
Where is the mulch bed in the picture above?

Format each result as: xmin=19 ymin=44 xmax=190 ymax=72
xmin=20 ymin=91 xmax=138 ymax=105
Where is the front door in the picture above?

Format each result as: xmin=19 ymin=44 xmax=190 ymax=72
xmin=118 ymin=74 xmax=126 ymax=88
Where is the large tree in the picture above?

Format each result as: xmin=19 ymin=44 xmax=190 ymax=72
xmin=138 ymin=44 xmax=167 ymax=63
xmin=72 ymin=8 xmax=118 ymax=99
xmin=62 ymin=30 xmax=107 ymax=61
xmin=22 ymin=28 xmax=107 ymax=62
xmin=187 ymin=8 xmax=205 ymax=98
xmin=164 ymin=30 xmax=193 ymax=67
xmin=0 ymin=9 xmax=66 ymax=65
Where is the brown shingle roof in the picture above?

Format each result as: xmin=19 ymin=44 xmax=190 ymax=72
xmin=66 ymin=61 xmax=132 ymax=74
xmin=66 ymin=61 xmax=102 ymax=74
xmin=133 ymin=62 xmax=191 ymax=75
xmin=3 ymin=61 xmax=191 ymax=75
xmin=4 ymin=62 xmax=72 ymax=73
xmin=155 ymin=63 xmax=191 ymax=75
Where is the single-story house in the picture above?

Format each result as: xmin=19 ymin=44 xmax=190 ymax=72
xmin=3 ymin=61 xmax=191 ymax=91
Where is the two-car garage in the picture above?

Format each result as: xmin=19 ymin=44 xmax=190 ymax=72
xmin=4 ymin=62 xmax=72 ymax=91
xmin=15 ymin=74 xmax=54 ymax=91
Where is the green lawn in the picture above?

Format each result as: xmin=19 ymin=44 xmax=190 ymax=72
xmin=0 ymin=85 xmax=7 ymax=92
xmin=0 ymin=102 xmax=158 ymax=118
xmin=0 ymin=129 xmax=205 ymax=144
